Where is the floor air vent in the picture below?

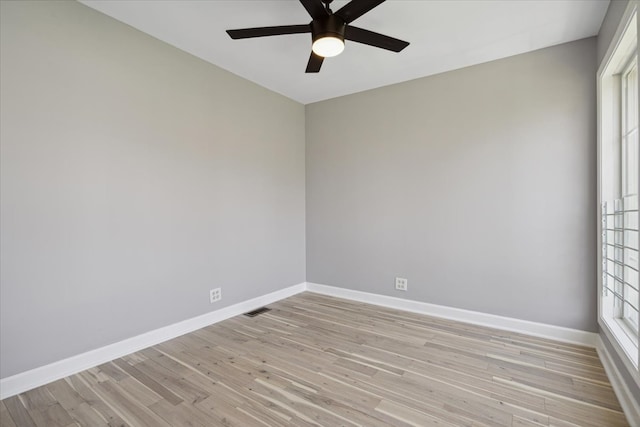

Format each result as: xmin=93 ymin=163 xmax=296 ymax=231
xmin=244 ymin=307 xmax=271 ymax=317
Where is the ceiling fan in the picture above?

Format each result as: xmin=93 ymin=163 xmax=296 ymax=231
xmin=226 ymin=0 xmax=410 ymax=73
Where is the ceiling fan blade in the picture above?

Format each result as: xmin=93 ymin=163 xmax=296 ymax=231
xmin=345 ymin=26 xmax=409 ymax=52
xmin=227 ymin=24 xmax=310 ymax=39
xmin=335 ymin=0 xmax=386 ymax=24
xmin=299 ymin=0 xmax=329 ymax=20
xmin=306 ymin=52 xmax=324 ymax=73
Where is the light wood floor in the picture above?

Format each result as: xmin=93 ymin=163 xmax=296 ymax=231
xmin=1 ymin=292 xmax=629 ymax=427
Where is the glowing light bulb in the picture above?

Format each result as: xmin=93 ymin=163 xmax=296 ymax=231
xmin=312 ymin=36 xmax=345 ymax=57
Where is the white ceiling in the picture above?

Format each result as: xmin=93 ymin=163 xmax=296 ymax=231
xmin=80 ymin=0 xmax=609 ymax=105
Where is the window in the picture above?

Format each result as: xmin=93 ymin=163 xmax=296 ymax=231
xmin=621 ymin=56 xmax=639 ymax=336
xmin=598 ymin=8 xmax=640 ymax=380
xmin=622 ymin=58 xmax=638 ymax=200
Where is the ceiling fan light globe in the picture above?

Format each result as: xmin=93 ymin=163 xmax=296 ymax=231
xmin=312 ymin=36 xmax=345 ymax=57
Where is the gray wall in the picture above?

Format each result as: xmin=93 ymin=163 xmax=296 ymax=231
xmin=0 ymin=1 xmax=305 ymax=379
xmin=306 ymin=38 xmax=598 ymax=331
xmin=596 ymin=0 xmax=640 ymax=408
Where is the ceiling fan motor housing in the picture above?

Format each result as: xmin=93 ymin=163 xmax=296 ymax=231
xmin=311 ymin=14 xmax=346 ymax=44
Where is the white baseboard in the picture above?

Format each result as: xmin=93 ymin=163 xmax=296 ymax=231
xmin=0 ymin=283 xmax=306 ymax=400
xmin=0 ymin=281 xmax=610 ymax=402
xmin=596 ymin=336 xmax=640 ymax=427
xmin=305 ymin=282 xmax=598 ymax=347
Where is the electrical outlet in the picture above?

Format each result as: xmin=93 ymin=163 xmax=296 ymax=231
xmin=210 ymin=288 xmax=222 ymax=303
xmin=395 ymin=277 xmax=407 ymax=291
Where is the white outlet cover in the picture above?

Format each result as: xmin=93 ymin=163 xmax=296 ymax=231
xmin=210 ymin=288 xmax=222 ymax=303
xmin=395 ymin=278 xmax=408 ymax=290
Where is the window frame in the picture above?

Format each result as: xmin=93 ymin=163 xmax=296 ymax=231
xmin=597 ymin=2 xmax=640 ymax=389
xmin=620 ymin=54 xmax=639 ymax=335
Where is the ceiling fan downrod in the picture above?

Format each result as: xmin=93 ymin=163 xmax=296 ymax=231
xmin=322 ymin=0 xmax=334 ymax=14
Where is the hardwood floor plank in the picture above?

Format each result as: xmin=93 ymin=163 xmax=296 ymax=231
xmin=64 ymin=375 xmax=130 ymax=427
xmin=110 ymin=359 xmax=183 ymax=406
xmin=115 ymin=377 xmax=163 ymax=407
xmin=1 ymin=400 xmax=18 ymax=427
xmin=3 ymin=396 xmax=37 ymax=427
xmin=3 ymin=293 xmax=629 ymax=426
xmin=95 ymin=363 xmax=129 ymax=383
xmin=27 ymin=403 xmax=75 ymax=427
xmin=513 ymin=414 xmax=548 ymax=426
xmin=92 ymin=380 xmax=170 ymax=426
xmin=148 ymin=399 xmax=217 ymax=427
xmin=376 ymin=399 xmax=458 ymax=426
xmin=45 ymin=380 xmax=109 ymax=427
xmin=20 ymin=387 xmax=56 ymax=412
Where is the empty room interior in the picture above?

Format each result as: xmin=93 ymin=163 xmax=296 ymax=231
xmin=1 ymin=0 xmax=640 ymax=426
